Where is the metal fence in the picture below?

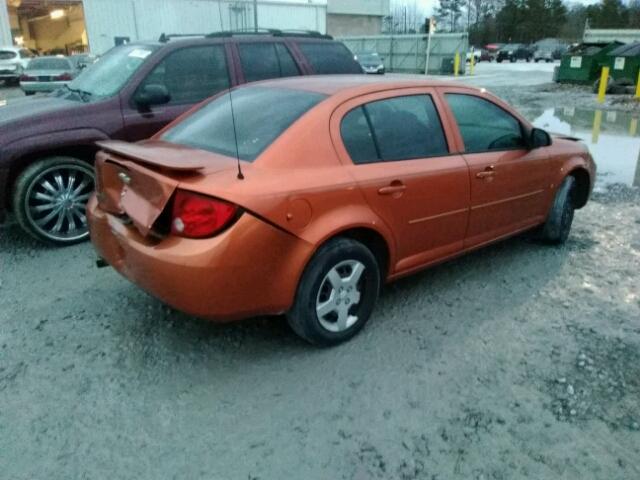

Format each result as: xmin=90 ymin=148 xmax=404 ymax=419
xmin=337 ymin=33 xmax=469 ymax=74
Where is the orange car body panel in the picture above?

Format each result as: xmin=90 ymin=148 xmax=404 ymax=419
xmin=88 ymin=76 xmax=596 ymax=321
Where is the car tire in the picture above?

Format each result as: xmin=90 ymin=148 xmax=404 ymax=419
xmin=539 ymin=176 xmax=576 ymax=244
xmin=13 ymin=156 xmax=95 ymax=246
xmin=287 ymin=237 xmax=381 ymax=346
xmin=24 ymin=91 xmax=35 ymax=96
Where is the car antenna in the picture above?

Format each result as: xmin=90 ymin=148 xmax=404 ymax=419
xmin=228 ymin=89 xmax=244 ymax=180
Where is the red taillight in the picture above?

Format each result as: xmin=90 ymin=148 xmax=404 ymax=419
xmin=20 ymin=74 xmax=35 ymax=81
xmin=170 ymin=190 xmax=237 ymax=238
xmin=55 ymin=73 xmax=73 ymax=81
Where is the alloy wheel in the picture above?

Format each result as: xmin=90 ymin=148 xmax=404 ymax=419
xmin=315 ymin=259 xmax=366 ymax=333
xmin=24 ymin=164 xmax=94 ymax=243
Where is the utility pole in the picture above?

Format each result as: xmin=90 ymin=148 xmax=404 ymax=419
xmin=254 ymin=0 xmax=258 ymax=32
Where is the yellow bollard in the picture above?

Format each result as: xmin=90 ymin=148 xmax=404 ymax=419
xmin=469 ymin=50 xmax=475 ymax=75
xmin=631 ymin=118 xmax=638 ymax=136
xmin=454 ymin=51 xmax=460 ymax=77
xmin=592 ymin=110 xmax=602 ymax=144
xmin=597 ymin=67 xmax=609 ymax=103
xmin=635 ymin=70 xmax=640 ymax=99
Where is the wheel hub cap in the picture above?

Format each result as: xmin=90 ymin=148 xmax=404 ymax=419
xmin=316 ymin=260 xmax=366 ymax=333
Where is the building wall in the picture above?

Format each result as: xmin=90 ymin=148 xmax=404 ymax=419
xmin=0 ymin=0 xmax=11 ymax=45
xmin=327 ymin=0 xmax=388 ymax=16
xmin=83 ymin=0 xmax=326 ymax=55
xmin=327 ymin=14 xmax=381 ymax=37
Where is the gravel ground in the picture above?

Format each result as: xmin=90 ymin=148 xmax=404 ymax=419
xmin=1 ymin=67 xmax=639 ymax=479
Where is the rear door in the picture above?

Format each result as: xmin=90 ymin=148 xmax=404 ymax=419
xmin=440 ymin=89 xmax=552 ymax=248
xmin=331 ymin=89 xmax=470 ymax=274
xmin=121 ymin=44 xmax=232 ymax=141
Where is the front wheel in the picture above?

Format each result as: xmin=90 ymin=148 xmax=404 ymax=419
xmin=538 ymin=176 xmax=576 ymax=244
xmin=287 ymin=238 xmax=381 ymax=346
xmin=13 ymin=157 xmax=95 ymax=245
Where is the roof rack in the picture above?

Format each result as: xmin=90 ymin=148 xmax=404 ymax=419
xmin=159 ymin=29 xmax=332 ymax=42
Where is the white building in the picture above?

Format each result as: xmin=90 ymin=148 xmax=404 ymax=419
xmin=326 ymin=0 xmax=389 ymax=37
xmin=0 ymin=0 xmax=327 ymax=54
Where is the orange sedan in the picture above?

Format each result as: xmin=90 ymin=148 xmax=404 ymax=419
xmin=88 ymin=76 xmax=596 ymax=346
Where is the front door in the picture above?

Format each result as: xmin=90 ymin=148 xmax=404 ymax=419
xmin=332 ymin=90 xmax=470 ymax=274
xmin=442 ymin=91 xmax=552 ymax=248
xmin=121 ymin=44 xmax=232 ymax=141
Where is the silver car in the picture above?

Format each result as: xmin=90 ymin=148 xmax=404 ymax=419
xmin=19 ymin=56 xmax=77 ymax=95
xmin=0 ymin=46 xmax=34 ymax=86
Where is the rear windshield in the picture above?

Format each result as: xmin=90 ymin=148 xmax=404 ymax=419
xmin=0 ymin=51 xmax=16 ymax=60
xmin=297 ymin=42 xmax=362 ymax=74
xmin=162 ymin=86 xmax=326 ymax=161
xmin=27 ymin=57 xmax=72 ymax=70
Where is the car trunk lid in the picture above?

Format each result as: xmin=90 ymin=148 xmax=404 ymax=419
xmin=95 ymin=140 xmax=236 ymax=237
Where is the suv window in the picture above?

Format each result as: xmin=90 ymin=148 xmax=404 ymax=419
xmin=341 ymin=95 xmax=448 ymax=164
xmin=138 ymin=45 xmax=229 ymax=105
xmin=162 ymin=86 xmax=326 ymax=161
xmin=238 ymin=42 xmax=300 ymax=82
xmin=445 ymin=94 xmax=526 ymax=152
xmin=0 ymin=50 xmax=17 ymax=60
xmin=297 ymin=42 xmax=362 ymax=74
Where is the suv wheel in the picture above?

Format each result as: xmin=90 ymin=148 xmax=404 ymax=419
xmin=287 ymin=238 xmax=380 ymax=346
xmin=13 ymin=157 xmax=95 ymax=245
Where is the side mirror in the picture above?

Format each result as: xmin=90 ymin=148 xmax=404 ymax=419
xmin=530 ymin=128 xmax=551 ymax=149
xmin=134 ymin=84 xmax=170 ymax=108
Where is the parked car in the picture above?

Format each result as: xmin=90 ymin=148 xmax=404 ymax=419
xmin=496 ymin=44 xmax=533 ymax=62
xmin=0 ymin=31 xmax=363 ymax=245
xmin=355 ymin=52 xmax=385 ymax=74
xmin=466 ymin=48 xmax=491 ymax=63
xmin=0 ymin=46 xmax=35 ymax=86
xmin=534 ymin=48 xmax=554 ymax=63
xmin=20 ymin=56 xmax=79 ymax=95
xmin=88 ymin=76 xmax=596 ymax=346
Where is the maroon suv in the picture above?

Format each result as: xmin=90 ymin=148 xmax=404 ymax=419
xmin=0 ymin=31 xmax=362 ymax=245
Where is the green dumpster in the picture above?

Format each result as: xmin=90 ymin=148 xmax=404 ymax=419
xmin=556 ymin=42 xmax=623 ymax=84
xmin=607 ymin=42 xmax=640 ymax=84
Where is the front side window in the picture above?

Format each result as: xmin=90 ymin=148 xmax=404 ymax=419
xmin=162 ymin=86 xmax=326 ymax=161
xmin=238 ymin=43 xmax=300 ymax=82
xmin=445 ymin=94 xmax=526 ymax=152
xmin=341 ymin=95 xmax=449 ymax=164
xmin=137 ymin=45 xmax=229 ymax=105
xmin=297 ymin=42 xmax=362 ymax=74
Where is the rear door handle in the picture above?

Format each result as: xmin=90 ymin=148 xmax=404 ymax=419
xmin=378 ymin=182 xmax=406 ymax=195
xmin=476 ymin=165 xmax=495 ymax=179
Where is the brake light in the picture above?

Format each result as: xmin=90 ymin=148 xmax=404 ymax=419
xmin=55 ymin=73 xmax=72 ymax=81
xmin=20 ymin=74 xmax=35 ymax=81
xmin=171 ymin=190 xmax=237 ymax=238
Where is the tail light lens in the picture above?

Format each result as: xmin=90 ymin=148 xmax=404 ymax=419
xmin=55 ymin=73 xmax=73 ymax=81
xmin=171 ymin=190 xmax=237 ymax=238
xmin=20 ymin=74 xmax=35 ymax=81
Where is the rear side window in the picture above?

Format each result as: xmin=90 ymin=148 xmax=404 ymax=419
xmin=162 ymin=86 xmax=326 ymax=161
xmin=445 ymin=94 xmax=525 ymax=152
xmin=341 ymin=95 xmax=448 ymax=164
xmin=0 ymin=50 xmax=17 ymax=60
xmin=138 ymin=45 xmax=229 ymax=105
xmin=238 ymin=42 xmax=300 ymax=82
xmin=297 ymin=42 xmax=362 ymax=74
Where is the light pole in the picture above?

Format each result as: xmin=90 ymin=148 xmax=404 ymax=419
xmin=254 ymin=0 xmax=258 ymax=31
xmin=424 ymin=18 xmax=436 ymax=75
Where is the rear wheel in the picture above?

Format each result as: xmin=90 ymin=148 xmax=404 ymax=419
xmin=287 ymin=238 xmax=380 ymax=346
xmin=539 ymin=176 xmax=576 ymax=244
xmin=13 ymin=157 xmax=95 ymax=245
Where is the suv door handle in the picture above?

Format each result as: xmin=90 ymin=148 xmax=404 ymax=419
xmin=476 ymin=165 xmax=495 ymax=179
xmin=378 ymin=181 xmax=406 ymax=195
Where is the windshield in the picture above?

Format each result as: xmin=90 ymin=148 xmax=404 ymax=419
xmin=359 ymin=53 xmax=380 ymax=62
xmin=69 ymin=44 xmax=159 ymax=98
xmin=27 ymin=57 xmax=72 ymax=70
xmin=162 ymin=86 xmax=326 ymax=161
